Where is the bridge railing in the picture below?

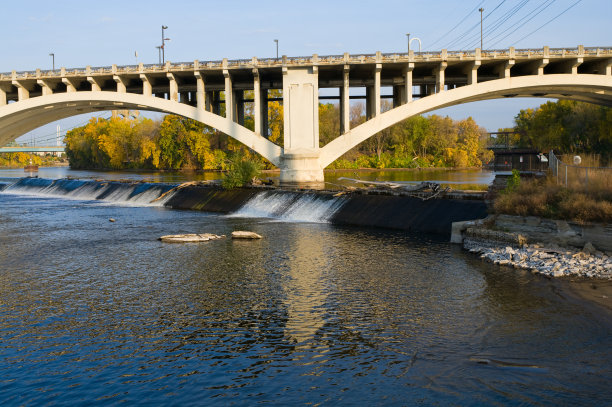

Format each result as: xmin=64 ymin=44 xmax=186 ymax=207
xmin=2 ymin=46 xmax=612 ymax=79
xmin=549 ymin=150 xmax=612 ymax=190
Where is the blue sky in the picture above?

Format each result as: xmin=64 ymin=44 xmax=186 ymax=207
xmin=2 ymin=0 xmax=610 ymax=143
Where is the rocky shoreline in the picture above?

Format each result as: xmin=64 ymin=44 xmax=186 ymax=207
xmin=464 ymin=238 xmax=612 ymax=279
xmin=453 ymin=215 xmax=612 ymax=279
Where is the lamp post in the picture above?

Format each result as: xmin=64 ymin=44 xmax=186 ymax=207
xmin=49 ymin=53 xmax=55 ymax=71
xmin=406 ymin=33 xmax=410 ymax=53
xmin=274 ymin=39 xmax=278 ymax=59
xmin=479 ymin=8 xmax=484 ymax=50
xmin=161 ymin=25 xmax=170 ymax=64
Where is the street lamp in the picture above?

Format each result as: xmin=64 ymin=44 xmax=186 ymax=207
xmin=406 ymin=33 xmax=410 ymax=53
xmin=49 ymin=53 xmax=55 ymax=71
xmin=161 ymin=25 xmax=170 ymax=64
xmin=479 ymin=8 xmax=484 ymax=50
xmin=274 ymin=39 xmax=278 ymax=59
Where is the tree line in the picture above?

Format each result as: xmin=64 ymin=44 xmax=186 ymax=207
xmin=64 ymin=95 xmax=492 ymax=171
xmin=512 ymin=100 xmax=612 ymax=158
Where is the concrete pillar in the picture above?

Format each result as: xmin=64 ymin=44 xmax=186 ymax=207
xmin=374 ymin=63 xmax=381 ymax=117
xmin=37 ymin=79 xmax=53 ymax=96
xmin=261 ymin=88 xmax=269 ymax=138
xmin=223 ymin=68 xmax=233 ymax=121
xmin=436 ymin=62 xmax=447 ymax=93
xmin=392 ymin=86 xmax=403 ymax=108
xmin=604 ymin=58 xmax=612 ymax=76
xmin=12 ymin=81 xmax=29 ymax=101
xmin=166 ymin=73 xmax=178 ymax=101
xmin=497 ymin=60 xmax=515 ymax=79
xmin=404 ymin=62 xmax=414 ymax=103
xmin=62 ymin=77 xmax=78 ymax=92
xmin=140 ymin=74 xmax=152 ymax=97
xmin=340 ymin=65 xmax=350 ymax=134
xmin=253 ymin=69 xmax=262 ymax=135
xmin=212 ymin=91 xmax=221 ymax=115
xmin=466 ymin=61 xmax=480 ymax=85
xmin=570 ymin=57 xmax=583 ymax=75
xmin=113 ymin=75 xmax=127 ymax=93
xmin=0 ymin=85 xmax=8 ymax=105
xmin=365 ymin=86 xmax=373 ymax=119
xmin=280 ymin=67 xmax=322 ymax=186
xmin=195 ymin=72 xmax=205 ymax=109
xmin=234 ymin=90 xmax=244 ymax=125
xmin=87 ymin=76 xmax=102 ymax=91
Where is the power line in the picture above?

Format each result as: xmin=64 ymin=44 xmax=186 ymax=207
xmin=444 ymin=0 xmax=507 ymax=50
xmin=510 ymin=0 xmax=583 ymax=46
xmin=488 ymin=0 xmax=558 ymax=48
xmin=428 ymin=0 xmax=486 ymax=50
xmin=462 ymin=0 xmax=531 ymax=49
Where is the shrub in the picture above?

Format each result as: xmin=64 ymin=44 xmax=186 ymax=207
xmin=222 ymin=153 xmax=262 ymax=189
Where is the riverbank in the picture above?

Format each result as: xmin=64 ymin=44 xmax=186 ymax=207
xmin=453 ymin=214 xmax=612 ymax=279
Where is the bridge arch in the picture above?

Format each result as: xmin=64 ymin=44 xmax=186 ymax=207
xmin=0 ymin=91 xmax=282 ymax=166
xmin=319 ymin=74 xmax=612 ymax=168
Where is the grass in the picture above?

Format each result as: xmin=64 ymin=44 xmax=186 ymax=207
xmin=494 ymin=175 xmax=612 ymax=223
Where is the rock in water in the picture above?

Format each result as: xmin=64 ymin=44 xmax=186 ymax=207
xmin=109 ymin=218 xmax=116 ymax=222
xmin=159 ymin=233 xmax=225 ymax=243
xmin=231 ymin=231 xmax=263 ymax=239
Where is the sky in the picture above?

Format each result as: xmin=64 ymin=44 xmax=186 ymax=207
xmin=1 ymin=0 xmax=610 ymax=143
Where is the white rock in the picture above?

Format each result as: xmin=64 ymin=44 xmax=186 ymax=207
xmin=159 ymin=233 xmax=225 ymax=243
xmin=231 ymin=231 xmax=263 ymax=239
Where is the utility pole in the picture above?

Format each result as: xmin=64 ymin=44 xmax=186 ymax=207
xmin=274 ymin=39 xmax=279 ymax=59
xmin=406 ymin=33 xmax=410 ymax=53
xmin=156 ymin=46 xmax=162 ymax=65
xmin=161 ymin=25 xmax=170 ymax=64
xmin=49 ymin=53 xmax=55 ymax=71
xmin=479 ymin=8 xmax=484 ymax=50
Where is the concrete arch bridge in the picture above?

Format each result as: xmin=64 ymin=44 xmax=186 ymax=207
xmin=1 ymin=45 xmax=611 ymax=186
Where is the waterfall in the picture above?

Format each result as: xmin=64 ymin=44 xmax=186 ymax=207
xmin=230 ymin=191 xmax=347 ymax=223
xmin=1 ymin=178 xmax=177 ymax=207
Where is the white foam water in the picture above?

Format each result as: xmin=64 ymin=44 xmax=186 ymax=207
xmin=230 ymin=191 xmax=347 ymax=223
xmin=1 ymin=178 xmax=177 ymax=207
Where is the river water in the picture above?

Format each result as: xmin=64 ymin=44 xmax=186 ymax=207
xmin=0 ymin=175 xmax=610 ymax=405
xmin=0 ymin=166 xmax=496 ymax=190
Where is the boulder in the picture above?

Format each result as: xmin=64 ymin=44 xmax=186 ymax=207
xmin=159 ymin=233 xmax=225 ymax=243
xmin=231 ymin=231 xmax=263 ymax=239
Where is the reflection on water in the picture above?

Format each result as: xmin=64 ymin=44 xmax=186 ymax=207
xmin=0 ymin=192 xmax=610 ymax=405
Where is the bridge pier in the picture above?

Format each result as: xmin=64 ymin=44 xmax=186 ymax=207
xmin=279 ymin=67 xmax=324 ymax=187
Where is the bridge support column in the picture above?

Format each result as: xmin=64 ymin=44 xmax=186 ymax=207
xmin=0 ymin=84 xmax=8 ymax=105
xmin=340 ymin=65 xmax=350 ymax=134
xmin=234 ymin=90 xmax=244 ymax=125
xmin=167 ymin=73 xmax=178 ymax=101
xmin=436 ymin=62 xmax=447 ymax=93
xmin=37 ymin=80 xmax=53 ymax=96
xmin=114 ymin=73 xmax=127 ymax=93
xmin=195 ymin=72 xmax=205 ymax=109
xmin=223 ymin=68 xmax=233 ymax=121
xmin=253 ymin=69 xmax=263 ymax=136
xmin=12 ymin=81 xmax=29 ymax=101
xmin=280 ymin=67 xmax=323 ymax=187
xmin=140 ymin=74 xmax=153 ymax=97
xmin=404 ymin=62 xmax=414 ymax=103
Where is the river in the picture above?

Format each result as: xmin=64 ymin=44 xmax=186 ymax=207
xmin=0 ymin=166 xmax=496 ymax=190
xmin=0 ymin=173 xmax=610 ymax=405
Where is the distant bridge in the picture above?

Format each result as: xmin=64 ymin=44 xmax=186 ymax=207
xmin=0 ymin=146 xmax=65 ymax=153
xmin=1 ymin=45 xmax=611 ymax=185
